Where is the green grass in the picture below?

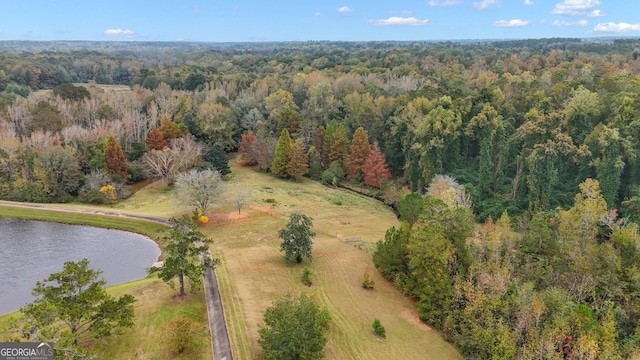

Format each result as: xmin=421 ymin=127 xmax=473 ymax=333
xmin=0 ymin=205 xmax=167 ymax=240
xmin=202 ymin=158 xmax=463 ymax=360
xmin=0 ymin=203 xmax=213 ymax=360
xmin=0 ymin=157 xmax=463 ymax=359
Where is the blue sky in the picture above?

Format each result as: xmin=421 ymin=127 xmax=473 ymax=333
xmin=1 ymin=0 xmax=639 ymax=42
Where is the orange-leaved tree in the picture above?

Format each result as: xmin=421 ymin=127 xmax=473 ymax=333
xmin=104 ymin=136 xmax=127 ymax=180
xmin=287 ymin=139 xmax=309 ymax=180
xmin=238 ymin=130 xmax=258 ymax=166
xmin=362 ymin=142 xmax=390 ymax=188
xmin=346 ymin=127 xmax=370 ymax=180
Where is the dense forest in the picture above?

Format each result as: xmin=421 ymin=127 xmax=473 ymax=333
xmin=2 ymin=38 xmax=640 ymax=358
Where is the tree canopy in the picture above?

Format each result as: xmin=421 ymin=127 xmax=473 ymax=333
xmin=258 ymin=294 xmax=330 ymax=360
xmin=151 ymin=215 xmax=218 ymax=296
xmin=12 ymin=259 xmax=135 ymax=357
xmin=279 ymin=213 xmax=316 ymax=264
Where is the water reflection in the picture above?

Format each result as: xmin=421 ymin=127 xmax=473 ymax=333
xmin=0 ymin=218 xmax=161 ymax=315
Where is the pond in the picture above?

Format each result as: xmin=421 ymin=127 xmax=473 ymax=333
xmin=0 ymin=218 xmax=161 ymax=315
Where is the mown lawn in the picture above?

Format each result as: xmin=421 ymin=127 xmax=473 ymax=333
xmin=202 ymin=159 xmax=463 ymax=360
xmin=0 ymin=156 xmax=462 ymax=359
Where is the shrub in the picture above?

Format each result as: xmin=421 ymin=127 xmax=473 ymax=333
xmin=321 ymin=169 xmax=336 ymax=185
xmin=362 ymin=268 xmax=375 ymax=289
xmin=301 ymin=267 xmax=312 ymax=286
xmin=372 ymin=318 xmax=386 ymax=338
xmin=162 ymin=316 xmax=202 ymax=354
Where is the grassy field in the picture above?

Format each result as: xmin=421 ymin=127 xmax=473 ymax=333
xmin=0 ymin=156 xmax=462 ymax=359
xmin=202 ymin=159 xmax=463 ymax=360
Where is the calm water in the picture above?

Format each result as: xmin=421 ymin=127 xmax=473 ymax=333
xmin=0 ymin=218 xmax=161 ymax=315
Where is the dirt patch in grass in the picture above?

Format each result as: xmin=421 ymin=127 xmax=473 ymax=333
xmin=401 ymin=308 xmax=432 ymax=331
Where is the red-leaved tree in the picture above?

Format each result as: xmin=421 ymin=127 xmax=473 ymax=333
xmin=362 ymin=142 xmax=390 ymax=188
xmin=238 ymin=130 xmax=258 ymax=165
xmin=346 ymin=127 xmax=370 ymax=180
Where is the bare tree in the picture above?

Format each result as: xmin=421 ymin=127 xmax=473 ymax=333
xmin=142 ymin=136 xmax=202 ymax=185
xmin=234 ymin=187 xmax=251 ymax=214
xmin=142 ymin=147 xmax=177 ymax=185
xmin=175 ymin=169 xmax=226 ymax=214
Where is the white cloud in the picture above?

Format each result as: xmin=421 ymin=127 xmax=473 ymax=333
xmin=314 ymin=12 xmax=322 ymax=16
xmin=369 ymin=17 xmax=432 ymax=26
xmin=524 ymin=0 xmax=534 ymax=4
xmin=473 ymin=0 xmax=500 ymax=10
xmin=593 ymin=22 xmax=640 ymax=33
xmin=338 ymin=6 xmax=353 ymax=13
xmin=103 ymin=29 xmax=135 ymax=38
xmin=493 ymin=19 xmax=529 ymax=27
xmin=552 ymin=19 xmax=588 ymax=26
xmin=552 ymin=0 xmax=599 ymax=16
xmin=588 ymin=9 xmax=606 ymax=17
xmin=429 ymin=0 xmax=461 ymax=6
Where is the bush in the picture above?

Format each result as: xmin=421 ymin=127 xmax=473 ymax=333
xmin=301 ymin=267 xmax=312 ymax=286
xmin=362 ymin=268 xmax=375 ymax=289
xmin=321 ymin=169 xmax=336 ymax=185
xmin=372 ymin=318 xmax=386 ymax=338
xmin=162 ymin=316 xmax=202 ymax=354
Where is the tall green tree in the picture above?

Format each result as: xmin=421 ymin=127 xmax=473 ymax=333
xmin=35 ymin=146 xmax=83 ymax=200
xmin=466 ymin=104 xmax=505 ymax=198
xmin=258 ymin=294 xmax=330 ymax=360
xmin=151 ymin=215 xmax=218 ymax=296
xmin=271 ymin=128 xmax=293 ymax=177
xmin=585 ymin=124 xmax=629 ymax=208
xmin=13 ymin=259 xmax=135 ymax=350
xmin=279 ymin=213 xmax=316 ymax=264
xmin=203 ymin=143 xmax=231 ymax=175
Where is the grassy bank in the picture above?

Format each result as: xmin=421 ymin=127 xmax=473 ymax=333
xmin=0 ymin=203 xmax=213 ymax=360
xmin=0 ymin=204 xmax=166 ymax=240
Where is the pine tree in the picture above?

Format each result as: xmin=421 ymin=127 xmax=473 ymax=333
xmin=104 ymin=136 xmax=127 ymax=180
xmin=271 ymin=128 xmax=293 ymax=177
xmin=204 ymin=144 xmax=231 ymax=175
xmin=346 ymin=127 xmax=370 ymax=180
xmin=362 ymin=142 xmax=390 ymax=188
xmin=325 ymin=122 xmax=349 ymax=172
xmin=287 ymin=139 xmax=309 ymax=180
xmin=238 ymin=130 xmax=258 ymax=166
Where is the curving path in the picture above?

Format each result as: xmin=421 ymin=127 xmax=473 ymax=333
xmin=0 ymin=200 xmax=232 ymax=360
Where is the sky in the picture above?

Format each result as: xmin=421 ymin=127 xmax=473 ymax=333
xmin=0 ymin=0 xmax=639 ymax=42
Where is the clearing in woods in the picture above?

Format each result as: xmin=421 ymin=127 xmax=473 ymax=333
xmin=202 ymin=158 xmax=463 ymax=360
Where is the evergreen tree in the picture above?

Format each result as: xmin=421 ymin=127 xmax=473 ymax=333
xmin=287 ymin=139 xmax=309 ymax=180
xmin=346 ymin=127 xmax=370 ymax=180
xmin=203 ymin=144 xmax=231 ymax=175
xmin=104 ymin=136 xmax=127 ymax=180
xmin=271 ymin=128 xmax=293 ymax=177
